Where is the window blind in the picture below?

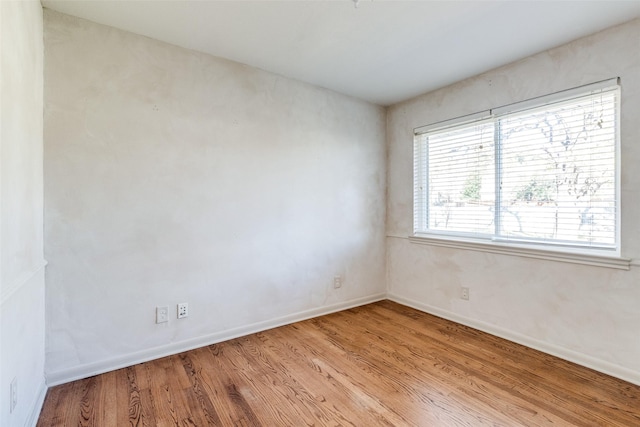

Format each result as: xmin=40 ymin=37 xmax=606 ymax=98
xmin=413 ymin=80 xmax=620 ymax=253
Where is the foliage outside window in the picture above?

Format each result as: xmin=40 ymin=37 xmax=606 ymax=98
xmin=413 ymin=82 xmax=619 ymax=254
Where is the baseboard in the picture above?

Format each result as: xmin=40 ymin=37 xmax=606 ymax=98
xmin=387 ymin=293 xmax=640 ymax=387
xmin=26 ymin=379 xmax=47 ymax=427
xmin=46 ymin=293 xmax=387 ymax=386
xmin=45 ymin=291 xmax=640 ymax=388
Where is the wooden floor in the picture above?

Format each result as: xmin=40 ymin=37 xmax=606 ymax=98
xmin=38 ymin=301 xmax=640 ymax=426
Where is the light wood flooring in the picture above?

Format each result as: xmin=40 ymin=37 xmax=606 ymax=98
xmin=37 ymin=300 xmax=640 ymax=426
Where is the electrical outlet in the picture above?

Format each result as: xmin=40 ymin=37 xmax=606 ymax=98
xmin=461 ymin=287 xmax=470 ymax=300
xmin=156 ymin=306 xmax=169 ymax=323
xmin=10 ymin=377 xmax=17 ymax=413
xmin=333 ymin=275 xmax=342 ymax=289
xmin=177 ymin=302 xmax=188 ymax=319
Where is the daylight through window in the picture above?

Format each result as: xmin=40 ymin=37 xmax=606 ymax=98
xmin=413 ymin=80 xmax=619 ymax=254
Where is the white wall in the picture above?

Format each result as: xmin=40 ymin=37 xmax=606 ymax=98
xmin=0 ymin=1 xmax=47 ymax=426
xmin=43 ymin=10 xmax=387 ymax=384
xmin=387 ymin=19 xmax=640 ymax=384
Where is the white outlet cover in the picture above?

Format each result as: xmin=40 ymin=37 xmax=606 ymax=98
xmin=178 ymin=303 xmax=188 ymax=319
xmin=156 ymin=306 xmax=169 ymax=323
xmin=333 ymin=276 xmax=342 ymax=289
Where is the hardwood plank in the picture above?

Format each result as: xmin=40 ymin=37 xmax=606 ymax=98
xmin=268 ymin=322 xmax=481 ymax=425
xmin=38 ymin=301 xmax=640 ymax=426
xmin=189 ymin=346 xmax=253 ymax=425
xmin=250 ymin=329 xmax=387 ymax=425
xmin=178 ymin=351 xmax=224 ymax=426
xmin=99 ymin=371 xmax=118 ymax=425
xmin=314 ymin=307 xmax=578 ymax=425
xmin=229 ymin=333 xmax=366 ymax=425
xmin=371 ymin=301 xmax=640 ymax=424
xmin=145 ymin=356 xmax=184 ymax=427
xmin=57 ymin=377 xmax=84 ymax=426
xmin=309 ymin=311 xmax=548 ymax=425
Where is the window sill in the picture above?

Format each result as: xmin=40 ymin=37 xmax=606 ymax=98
xmin=408 ymin=235 xmax=631 ymax=270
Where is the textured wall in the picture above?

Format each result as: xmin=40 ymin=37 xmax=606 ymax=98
xmin=0 ymin=0 xmax=46 ymax=425
xmin=43 ymin=10 xmax=386 ymax=381
xmin=387 ymin=19 xmax=640 ymax=383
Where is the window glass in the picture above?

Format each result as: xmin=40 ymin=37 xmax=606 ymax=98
xmin=414 ymin=85 xmax=619 ymax=253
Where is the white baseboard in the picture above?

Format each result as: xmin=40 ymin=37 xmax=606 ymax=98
xmin=26 ymin=379 xmax=47 ymax=427
xmin=387 ymin=293 xmax=640 ymax=387
xmin=45 ymin=291 xmax=640 ymax=388
xmin=46 ymin=293 xmax=387 ymax=386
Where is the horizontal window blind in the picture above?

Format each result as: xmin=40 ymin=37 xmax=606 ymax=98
xmin=420 ymin=120 xmax=495 ymax=235
xmin=498 ymin=92 xmax=617 ymax=247
xmin=413 ymin=80 xmax=619 ymax=253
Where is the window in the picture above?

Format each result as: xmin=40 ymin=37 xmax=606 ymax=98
xmin=413 ymin=79 xmax=620 ymax=256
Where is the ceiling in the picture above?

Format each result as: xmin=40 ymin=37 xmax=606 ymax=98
xmin=41 ymin=0 xmax=640 ymax=106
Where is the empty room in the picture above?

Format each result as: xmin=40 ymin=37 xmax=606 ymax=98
xmin=2 ymin=0 xmax=640 ymax=425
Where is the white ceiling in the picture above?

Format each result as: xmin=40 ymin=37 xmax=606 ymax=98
xmin=42 ymin=0 xmax=640 ymax=106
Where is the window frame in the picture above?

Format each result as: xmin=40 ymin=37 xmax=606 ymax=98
xmin=411 ymin=78 xmax=629 ymax=269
